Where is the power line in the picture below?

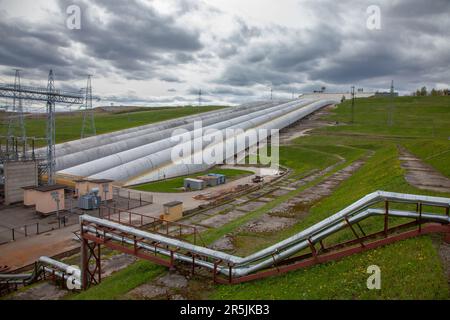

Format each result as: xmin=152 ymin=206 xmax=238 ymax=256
xmin=81 ymin=75 xmax=96 ymax=138
xmin=46 ymin=70 xmax=56 ymax=185
xmin=387 ymin=80 xmax=395 ymax=127
xmin=7 ymin=69 xmax=26 ymax=143
xmin=351 ymin=86 xmax=355 ymax=123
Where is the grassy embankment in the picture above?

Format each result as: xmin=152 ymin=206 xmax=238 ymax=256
xmin=73 ymin=96 xmax=450 ymax=300
xmin=211 ymin=95 xmax=450 ymax=299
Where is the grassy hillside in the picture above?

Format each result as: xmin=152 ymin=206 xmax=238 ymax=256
xmin=2 ymin=106 xmax=226 ymax=146
xmin=71 ymin=96 xmax=450 ymax=300
xmin=211 ymin=96 xmax=450 ymax=299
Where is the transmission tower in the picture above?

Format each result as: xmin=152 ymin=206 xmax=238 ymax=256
xmin=7 ymin=69 xmax=26 ymax=144
xmin=0 ymin=69 xmax=90 ymax=185
xmin=81 ymin=75 xmax=96 ymax=138
xmin=387 ymin=80 xmax=395 ymax=127
xmin=46 ymin=70 xmax=56 ymax=185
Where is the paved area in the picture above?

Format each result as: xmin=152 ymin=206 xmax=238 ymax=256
xmin=6 ymin=282 xmax=67 ymax=300
xmin=126 ymin=166 xmax=277 ymax=219
xmin=126 ymin=272 xmax=190 ymax=300
xmin=0 ymin=224 xmax=80 ymax=270
xmin=399 ymin=147 xmax=450 ymax=193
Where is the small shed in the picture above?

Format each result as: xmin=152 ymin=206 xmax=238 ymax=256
xmin=183 ymin=178 xmax=205 ymax=191
xmin=197 ymin=175 xmax=219 ymax=187
xmin=207 ymin=173 xmax=226 ymax=185
xmin=32 ymin=184 xmax=66 ymax=215
xmin=22 ymin=186 xmax=38 ymax=207
xmin=162 ymin=201 xmax=183 ymax=221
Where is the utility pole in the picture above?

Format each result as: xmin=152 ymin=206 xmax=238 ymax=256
xmin=7 ymin=69 xmax=26 ymax=147
xmin=387 ymin=80 xmax=395 ymax=127
xmin=270 ymin=87 xmax=273 ymax=101
xmin=198 ymin=89 xmax=202 ymax=107
xmin=351 ymin=86 xmax=355 ymax=123
xmin=0 ymin=69 xmax=89 ymax=184
xmin=81 ymin=75 xmax=96 ymax=138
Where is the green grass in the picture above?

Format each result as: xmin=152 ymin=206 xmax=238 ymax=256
xmin=278 ymin=145 xmax=340 ymax=174
xmin=209 ymin=96 xmax=450 ymax=299
xmin=211 ymin=142 xmax=449 ymax=300
xmin=5 ymin=106 xmax=225 ymax=146
xmin=71 ymin=261 xmax=165 ymax=300
xmin=132 ymin=168 xmax=253 ymax=193
xmin=322 ymin=96 xmax=450 ymax=140
xmin=70 ymin=96 xmax=450 ymax=300
xmin=212 ymin=237 xmax=447 ymax=300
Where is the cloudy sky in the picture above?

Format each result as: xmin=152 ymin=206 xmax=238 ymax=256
xmin=0 ymin=0 xmax=449 ymax=108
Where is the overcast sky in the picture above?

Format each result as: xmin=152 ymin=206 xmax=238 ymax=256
xmin=0 ymin=0 xmax=449 ymax=108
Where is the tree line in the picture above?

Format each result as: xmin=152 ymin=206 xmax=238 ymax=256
xmin=412 ymin=87 xmax=449 ymax=96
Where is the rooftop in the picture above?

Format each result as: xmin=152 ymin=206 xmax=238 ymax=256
xmin=33 ymin=184 xmax=67 ymax=192
xmin=164 ymin=201 xmax=183 ymax=208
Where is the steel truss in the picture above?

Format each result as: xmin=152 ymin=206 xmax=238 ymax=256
xmin=79 ymin=191 xmax=450 ymax=289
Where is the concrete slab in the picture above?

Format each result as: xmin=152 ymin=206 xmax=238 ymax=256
xmin=240 ymin=214 xmax=296 ymax=233
xmin=236 ymin=201 xmax=267 ymax=212
xmin=156 ymin=273 xmax=188 ymax=289
xmin=127 ymin=284 xmax=168 ymax=300
xmin=6 ymin=282 xmax=67 ymax=300
xmin=198 ymin=210 xmax=248 ymax=228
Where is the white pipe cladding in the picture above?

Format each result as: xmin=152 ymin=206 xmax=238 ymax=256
xmin=60 ymin=99 xmax=314 ymax=177
xmin=52 ymin=101 xmax=282 ymax=171
xmin=86 ymin=99 xmax=336 ymax=185
xmin=87 ymin=99 xmax=321 ymax=182
xmin=125 ymin=100 xmax=335 ymax=185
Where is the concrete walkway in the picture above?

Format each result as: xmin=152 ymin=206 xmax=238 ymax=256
xmin=399 ymin=147 xmax=450 ymax=193
xmin=0 ymin=224 xmax=79 ymax=271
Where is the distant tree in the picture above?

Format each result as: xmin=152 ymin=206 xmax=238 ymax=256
xmin=443 ymin=89 xmax=449 ymax=96
xmin=415 ymin=89 xmax=421 ymax=96
xmin=420 ymin=86 xmax=427 ymax=96
xmin=430 ymin=88 xmax=438 ymax=96
xmin=341 ymin=95 xmax=346 ymax=103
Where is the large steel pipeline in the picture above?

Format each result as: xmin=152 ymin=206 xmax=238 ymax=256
xmin=126 ymin=99 xmax=335 ymax=185
xmin=37 ymin=100 xmax=277 ymax=161
xmin=53 ymin=101 xmax=284 ymax=171
xmin=80 ymin=191 xmax=450 ymax=278
xmin=60 ymin=99 xmax=315 ymax=178
xmin=0 ymin=257 xmax=81 ymax=288
xmin=87 ymin=99 xmax=333 ymax=184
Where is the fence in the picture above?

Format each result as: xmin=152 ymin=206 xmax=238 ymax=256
xmin=112 ymin=187 xmax=153 ymax=210
xmin=0 ymin=212 xmax=74 ymax=245
xmin=98 ymin=205 xmax=204 ymax=245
